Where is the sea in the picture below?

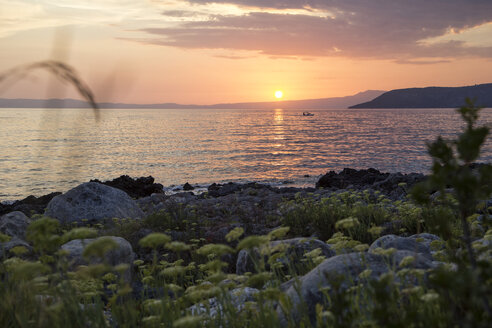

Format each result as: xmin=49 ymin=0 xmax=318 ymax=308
xmin=1 ymin=107 xmax=491 ymax=200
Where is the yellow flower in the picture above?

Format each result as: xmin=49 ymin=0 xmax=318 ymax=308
xmin=420 ymin=291 xmax=439 ymax=302
xmin=237 ymin=235 xmax=269 ymax=250
xmin=335 ymin=217 xmax=360 ymax=230
xmin=83 ymin=237 xmax=118 ymax=260
xmin=166 ymin=241 xmax=191 ymax=252
xmin=268 ymin=226 xmax=290 ymax=240
xmin=197 ymin=244 xmax=234 ymax=257
xmin=399 ymin=255 xmax=416 ymax=267
xmin=139 ymin=233 xmax=171 ymax=249
xmin=225 ymin=227 xmax=245 ymax=242
xmin=173 ymin=315 xmax=204 ymax=328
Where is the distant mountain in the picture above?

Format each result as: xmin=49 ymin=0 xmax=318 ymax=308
xmin=0 ymin=90 xmax=385 ymax=110
xmin=0 ymin=98 xmax=193 ymax=109
xmin=207 ymin=90 xmax=386 ymax=109
xmin=350 ymin=83 xmax=492 ymax=109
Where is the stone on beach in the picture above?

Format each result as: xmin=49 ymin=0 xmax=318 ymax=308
xmin=279 ymin=250 xmax=435 ymax=325
xmin=61 ymin=236 xmax=135 ymax=281
xmin=0 ymin=211 xmax=31 ymax=239
xmin=45 ymin=182 xmax=144 ymax=224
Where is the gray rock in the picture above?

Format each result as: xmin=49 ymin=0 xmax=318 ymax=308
xmin=45 ymin=182 xmax=144 ymax=224
xmin=189 ymin=287 xmax=259 ymax=318
xmin=0 ymin=236 xmax=32 ymax=258
xmin=279 ymin=250 xmax=435 ymax=325
xmin=61 ymin=236 xmax=135 ymax=281
xmin=408 ymin=233 xmax=443 ymax=253
xmin=369 ymin=234 xmax=434 ymax=259
xmin=0 ymin=211 xmax=31 ymax=239
xmin=236 ymin=237 xmax=335 ymax=275
xmin=472 ymin=237 xmax=492 ymax=261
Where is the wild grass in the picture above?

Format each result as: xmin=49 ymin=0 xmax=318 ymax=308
xmin=0 ymin=60 xmax=99 ymax=118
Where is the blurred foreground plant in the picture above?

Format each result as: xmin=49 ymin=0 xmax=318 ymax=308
xmin=411 ymin=98 xmax=492 ymax=316
xmin=0 ymin=60 xmax=99 ymax=119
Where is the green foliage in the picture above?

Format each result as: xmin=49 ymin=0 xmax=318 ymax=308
xmin=411 ymin=98 xmax=492 ymax=318
xmin=139 ymin=233 xmax=171 ymax=249
xmin=82 ymin=237 xmax=119 ymax=260
xmin=62 ymin=227 xmax=98 ymax=243
xmin=281 ymin=192 xmax=392 ymax=243
xmin=26 ymin=217 xmax=62 ymax=255
xmin=412 ymin=99 xmax=492 ymax=215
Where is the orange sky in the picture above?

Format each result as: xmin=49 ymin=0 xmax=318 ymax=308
xmin=1 ymin=1 xmax=492 ymax=104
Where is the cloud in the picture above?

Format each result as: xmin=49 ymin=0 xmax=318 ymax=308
xmin=213 ymin=54 xmax=255 ymax=59
xmin=162 ymin=10 xmax=203 ymax=17
xmin=140 ymin=0 xmax=492 ymax=60
xmin=395 ymin=59 xmax=452 ymax=65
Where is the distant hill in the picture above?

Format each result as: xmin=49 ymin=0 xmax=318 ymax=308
xmin=0 ymin=90 xmax=385 ymax=110
xmin=0 ymin=98 xmax=192 ymax=109
xmin=208 ymin=90 xmax=385 ymax=109
xmin=350 ymin=83 xmax=492 ymax=109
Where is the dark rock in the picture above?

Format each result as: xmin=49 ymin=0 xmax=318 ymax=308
xmin=316 ymin=168 xmax=388 ymax=189
xmin=91 ymin=175 xmax=163 ymax=199
xmin=207 ymin=182 xmax=242 ymax=197
xmin=316 ymin=168 xmax=425 ymax=198
xmin=0 ymin=192 xmax=61 ymax=217
xmin=373 ymin=172 xmax=425 ymax=196
xmin=204 ymin=225 xmax=231 ymax=244
xmin=183 ymin=182 xmax=194 ymax=191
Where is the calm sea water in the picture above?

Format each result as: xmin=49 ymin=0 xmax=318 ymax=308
xmin=1 ymin=107 xmax=491 ymax=200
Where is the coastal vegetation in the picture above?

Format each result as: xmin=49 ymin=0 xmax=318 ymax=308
xmin=0 ymin=99 xmax=491 ymax=327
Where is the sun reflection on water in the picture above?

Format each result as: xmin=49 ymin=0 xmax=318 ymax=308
xmin=1 ymin=107 xmax=491 ymax=199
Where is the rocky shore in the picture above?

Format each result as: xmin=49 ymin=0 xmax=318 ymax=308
xmin=0 ymin=168 xmax=424 ymax=217
xmin=1 ymin=169 xmax=490 ymax=327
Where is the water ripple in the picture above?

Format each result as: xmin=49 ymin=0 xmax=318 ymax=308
xmin=0 ymin=107 xmax=491 ymax=199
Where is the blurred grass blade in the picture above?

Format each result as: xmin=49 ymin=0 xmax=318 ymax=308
xmin=0 ymin=60 xmax=99 ymax=120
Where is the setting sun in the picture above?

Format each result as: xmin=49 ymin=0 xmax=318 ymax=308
xmin=275 ymin=90 xmax=283 ymax=99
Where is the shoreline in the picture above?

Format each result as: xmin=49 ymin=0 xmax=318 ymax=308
xmin=0 ymin=168 xmax=426 ymax=218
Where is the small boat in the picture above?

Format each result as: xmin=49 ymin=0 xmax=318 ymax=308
xmin=303 ymin=112 xmax=314 ymax=116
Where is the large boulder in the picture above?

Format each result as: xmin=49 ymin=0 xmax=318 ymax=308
xmin=369 ymin=234 xmax=439 ymax=259
xmin=279 ymin=250 xmax=435 ymax=325
xmin=0 ymin=211 xmax=31 ymax=239
xmin=61 ymin=236 xmax=135 ymax=281
xmin=45 ymin=182 xmax=144 ymax=224
xmin=236 ymin=237 xmax=335 ymax=275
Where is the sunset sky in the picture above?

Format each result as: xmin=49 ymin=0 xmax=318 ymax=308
xmin=1 ymin=0 xmax=492 ymax=104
